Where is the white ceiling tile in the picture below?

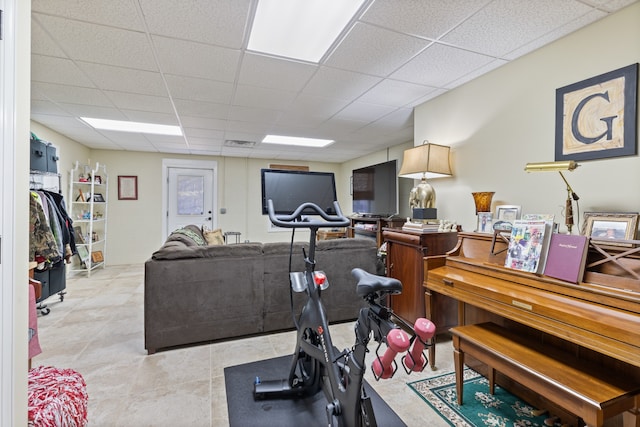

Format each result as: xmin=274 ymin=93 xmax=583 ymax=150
xmin=32 ymin=82 xmax=113 ymax=106
xmin=57 ymin=104 xmax=127 ymax=120
xmin=391 ymin=43 xmax=494 ymax=87
xmin=326 ymin=23 xmax=430 ymax=77
xmin=174 ymin=100 xmax=230 ymax=120
xmin=31 ymin=19 xmax=67 ymax=57
xmin=238 ymin=53 xmax=318 ymax=92
xmin=104 ymin=91 xmax=174 ymax=114
xmin=119 ymin=110 xmax=179 ymax=125
xmin=581 ymin=0 xmax=638 ymax=12
xmin=180 ymin=116 xmax=228 ymax=131
xmin=373 ymin=108 xmax=414 ymax=128
xmin=31 ymin=55 xmax=94 ymax=87
xmin=303 ymin=67 xmax=381 ymax=101
xmin=502 ymin=9 xmax=606 ymax=61
xmin=441 ymin=0 xmax=594 ymax=57
xmin=139 ymin=0 xmax=251 ymax=48
xmin=34 ymin=14 xmax=157 ymax=70
xmin=32 ymin=0 xmax=144 ymax=31
xmin=233 ymin=85 xmax=297 ymax=110
xmin=444 ymin=59 xmax=508 ymax=89
xmin=359 ymin=79 xmax=439 ymax=107
xmin=152 ymin=36 xmax=241 ymax=81
xmin=409 ymin=88 xmax=449 ymax=107
xmin=229 ymin=105 xmax=280 ymax=127
xmin=334 ymin=101 xmax=397 ymax=123
xmin=77 ymin=62 xmax=167 ymax=96
xmin=31 ymin=100 xmax=72 ymax=116
xmin=361 ymin=0 xmax=490 ymax=39
xmin=184 ymin=132 xmax=225 ymax=146
xmin=164 ymin=75 xmax=234 ymax=103
xmin=284 ymin=94 xmax=350 ymax=118
xmin=97 ymin=131 xmax=151 ymax=145
xmin=226 ymin=113 xmax=276 ymax=130
xmin=187 ymin=139 xmax=225 ymax=150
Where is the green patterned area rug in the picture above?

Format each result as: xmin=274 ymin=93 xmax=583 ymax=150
xmin=408 ymin=369 xmax=554 ymax=427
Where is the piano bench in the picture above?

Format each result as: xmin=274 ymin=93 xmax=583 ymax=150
xmin=450 ymin=322 xmax=640 ymax=427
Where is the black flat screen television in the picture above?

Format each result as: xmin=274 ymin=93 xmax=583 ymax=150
xmin=352 ymin=160 xmax=398 ymax=217
xmin=261 ymin=168 xmax=338 ymax=215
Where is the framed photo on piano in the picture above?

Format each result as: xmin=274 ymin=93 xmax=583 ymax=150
xmin=582 ymin=212 xmax=639 ymax=246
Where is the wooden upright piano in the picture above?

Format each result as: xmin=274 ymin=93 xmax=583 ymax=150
xmin=425 ymin=232 xmax=640 ymax=425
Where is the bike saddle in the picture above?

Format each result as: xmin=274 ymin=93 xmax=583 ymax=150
xmin=352 ymin=268 xmax=402 ymax=298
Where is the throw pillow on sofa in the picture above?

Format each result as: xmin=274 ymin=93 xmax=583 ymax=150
xmin=202 ymin=227 xmax=225 ymax=245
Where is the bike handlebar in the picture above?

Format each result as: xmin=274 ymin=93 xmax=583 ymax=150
xmin=267 ymin=200 xmax=351 ymax=229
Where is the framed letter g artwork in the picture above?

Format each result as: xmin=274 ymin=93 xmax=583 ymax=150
xmin=555 ymin=63 xmax=638 ymax=162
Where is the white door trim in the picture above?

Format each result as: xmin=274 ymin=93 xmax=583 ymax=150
xmin=1 ymin=0 xmax=27 ymax=424
xmin=162 ymin=158 xmax=218 ymax=240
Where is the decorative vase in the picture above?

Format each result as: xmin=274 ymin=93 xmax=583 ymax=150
xmin=471 ymin=192 xmax=495 ymax=214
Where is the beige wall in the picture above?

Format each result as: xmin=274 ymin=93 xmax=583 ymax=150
xmin=414 ymin=2 xmax=640 ymax=232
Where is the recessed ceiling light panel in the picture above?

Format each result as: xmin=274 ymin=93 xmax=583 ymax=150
xmin=80 ymin=117 xmax=183 ymax=136
xmin=248 ymin=0 xmax=366 ymax=63
xmin=262 ymin=135 xmax=334 ymax=148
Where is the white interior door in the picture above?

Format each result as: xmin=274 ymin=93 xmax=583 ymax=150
xmin=167 ymin=167 xmax=215 ymax=235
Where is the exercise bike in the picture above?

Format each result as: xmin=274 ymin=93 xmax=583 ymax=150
xmin=254 ymin=199 xmax=436 ymax=427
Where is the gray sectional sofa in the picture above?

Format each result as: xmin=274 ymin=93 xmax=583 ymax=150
xmin=144 ymin=226 xmax=381 ymax=354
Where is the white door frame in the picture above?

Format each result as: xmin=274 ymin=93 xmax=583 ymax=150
xmin=2 ymin=0 xmax=28 ymax=424
xmin=162 ymin=158 xmax=218 ymax=240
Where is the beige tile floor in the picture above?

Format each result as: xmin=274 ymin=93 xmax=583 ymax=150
xmin=33 ymin=264 xmax=453 ymax=426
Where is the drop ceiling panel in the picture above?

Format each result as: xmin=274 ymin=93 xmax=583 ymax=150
xmin=174 ymin=100 xmax=230 ymax=120
xmin=31 ymin=55 xmax=94 ymax=87
xmin=32 ymin=82 xmax=113 ymax=106
xmin=179 ymin=116 xmax=228 ymax=131
xmin=31 ymin=20 xmax=66 ymax=57
xmin=359 ymin=79 xmax=439 ymax=107
xmin=391 ymin=43 xmax=495 ymax=87
xmin=502 ymin=9 xmax=606 ymax=60
xmin=334 ymin=101 xmax=397 ymax=122
xmin=361 ymin=0 xmax=491 ymax=39
xmin=119 ymin=110 xmax=179 ymax=126
xmin=104 ymin=91 xmax=175 ymax=114
xmin=56 ymin=104 xmax=127 ymax=120
xmin=76 ymin=62 xmax=168 ymax=96
xmin=302 ymin=67 xmax=381 ymax=101
xmin=183 ymin=127 xmax=225 ymax=140
xmin=152 ymin=36 xmax=241 ymax=82
xmin=32 ymin=0 xmax=144 ymax=30
xmin=34 ymin=14 xmax=157 ymax=70
xmin=139 ymin=0 xmax=251 ymax=48
xmin=238 ymin=53 xmax=318 ymax=92
xmin=233 ymin=84 xmax=297 ymax=110
xmin=164 ymin=75 xmax=234 ymax=104
xmin=441 ymin=0 xmax=594 ymax=57
xmin=326 ymin=23 xmax=430 ymax=77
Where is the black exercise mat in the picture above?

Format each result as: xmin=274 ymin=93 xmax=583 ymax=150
xmin=224 ymin=355 xmax=407 ymax=427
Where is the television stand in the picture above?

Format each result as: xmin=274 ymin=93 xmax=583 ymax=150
xmin=348 ymin=215 xmax=405 ymax=247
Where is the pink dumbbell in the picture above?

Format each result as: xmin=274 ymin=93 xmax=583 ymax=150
xmin=403 ymin=318 xmax=436 ymax=371
xmin=372 ymin=329 xmax=410 ymax=379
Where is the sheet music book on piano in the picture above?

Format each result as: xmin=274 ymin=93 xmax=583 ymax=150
xmin=504 ymin=219 xmax=553 ymax=274
xmin=543 ymin=233 xmax=589 ymax=283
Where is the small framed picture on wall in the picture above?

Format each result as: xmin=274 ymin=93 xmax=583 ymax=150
xmin=118 ymin=176 xmax=138 ymax=200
